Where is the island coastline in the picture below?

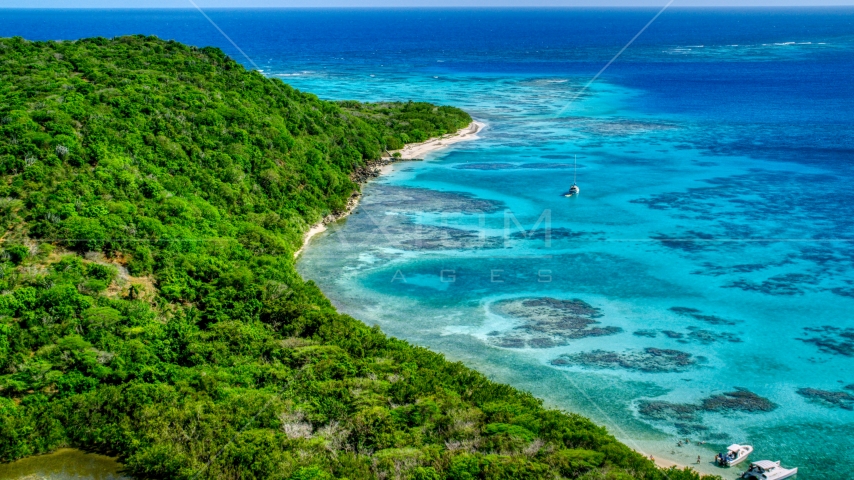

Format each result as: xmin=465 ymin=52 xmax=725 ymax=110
xmin=2 ymin=32 xmax=728 ymax=480
xmin=294 ymin=120 xmax=485 ymax=258
xmin=292 ymin=118 xmax=698 ymax=475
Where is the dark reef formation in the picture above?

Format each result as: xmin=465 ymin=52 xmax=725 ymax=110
xmin=700 ymin=388 xmax=777 ymax=413
xmin=347 ymin=213 xmax=503 ymax=252
xmin=551 ymin=348 xmax=700 ymax=373
xmin=691 ymin=259 xmax=794 ymax=277
xmin=684 ymin=327 xmax=742 ymax=344
xmin=669 ymin=306 xmax=739 ymax=326
xmin=489 ymin=297 xmax=621 ymax=349
xmin=797 ymin=326 xmax=854 ymax=357
xmin=369 ymin=185 xmax=505 ymax=215
xmin=639 ymin=401 xmax=700 ymax=422
xmin=631 ymin=327 xmax=740 ymax=345
xmin=830 ymin=286 xmax=854 ymax=298
xmin=796 ymin=387 xmax=854 ymax=410
xmin=509 ymin=227 xmax=605 ymax=242
xmin=638 ymin=388 xmax=778 ymax=427
xmin=724 ymin=273 xmax=814 ymax=296
xmin=630 ymin=169 xmax=854 ymax=301
xmin=396 ymin=224 xmax=505 ymax=251
xmin=633 ymin=330 xmax=658 ymax=338
xmin=346 ymin=185 xmax=508 ymax=252
xmin=650 ymin=231 xmax=718 ymax=253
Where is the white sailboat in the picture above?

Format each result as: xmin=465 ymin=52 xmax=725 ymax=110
xmin=564 ymin=155 xmax=580 ymax=197
xmin=740 ymin=460 xmax=798 ymax=480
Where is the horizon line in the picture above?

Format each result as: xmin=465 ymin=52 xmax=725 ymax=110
xmin=3 ymin=5 xmax=854 ymax=9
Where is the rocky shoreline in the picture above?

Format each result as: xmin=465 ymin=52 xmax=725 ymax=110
xmin=348 ymin=156 xmax=423 ymax=184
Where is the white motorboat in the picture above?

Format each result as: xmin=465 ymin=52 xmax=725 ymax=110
xmin=716 ymin=444 xmax=753 ymax=466
xmin=740 ymin=460 xmax=798 ymax=480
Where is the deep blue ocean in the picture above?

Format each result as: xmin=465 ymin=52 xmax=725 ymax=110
xmin=2 ymin=8 xmax=853 ymax=478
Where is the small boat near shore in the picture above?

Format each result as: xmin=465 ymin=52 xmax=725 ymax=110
xmin=740 ymin=460 xmax=798 ymax=480
xmin=716 ymin=444 xmax=753 ymax=467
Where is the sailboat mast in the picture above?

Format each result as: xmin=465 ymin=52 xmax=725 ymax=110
xmin=573 ymin=155 xmax=577 ymax=184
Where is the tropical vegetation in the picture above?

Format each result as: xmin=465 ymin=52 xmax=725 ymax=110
xmin=0 ymin=35 xmax=719 ymax=480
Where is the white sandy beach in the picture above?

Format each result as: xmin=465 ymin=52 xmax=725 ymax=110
xmin=392 ymin=120 xmax=484 ymax=159
xmin=634 ymin=448 xmax=722 ymax=476
xmin=293 ymin=120 xmax=484 ymax=258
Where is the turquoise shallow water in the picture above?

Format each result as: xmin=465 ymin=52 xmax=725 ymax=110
xmin=291 ymin=53 xmax=854 ymax=480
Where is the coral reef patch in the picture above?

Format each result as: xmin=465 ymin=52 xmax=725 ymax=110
xmin=724 ymin=274 xmax=814 ymax=296
xmin=830 ymin=286 xmax=854 ymax=298
xmin=633 ymin=330 xmax=658 ymax=338
xmin=346 ymin=212 xmax=503 ymax=252
xmin=669 ymin=306 xmax=739 ymax=326
xmin=343 ymin=186 xmax=508 ymax=252
xmin=684 ymin=327 xmax=742 ymax=344
xmin=488 ymin=298 xmax=621 ymax=349
xmin=396 ymin=224 xmax=504 ymax=251
xmin=700 ymin=388 xmax=777 ymax=413
xmin=796 ymin=387 xmax=854 ymax=410
xmin=551 ymin=348 xmax=700 ymax=373
xmin=797 ymin=326 xmax=854 ymax=357
xmin=638 ymin=388 xmax=777 ymax=425
xmin=650 ymin=232 xmax=718 ymax=253
xmin=632 ymin=327 xmax=740 ymax=345
xmin=368 ymin=185 xmax=505 ymax=214
xmin=691 ymin=259 xmax=794 ymax=277
xmin=630 ymin=169 xmax=854 ymax=303
xmin=509 ymin=227 xmax=604 ymax=242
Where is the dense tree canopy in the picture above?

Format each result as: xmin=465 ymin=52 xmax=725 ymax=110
xmin=0 ymin=35 xmax=718 ymax=480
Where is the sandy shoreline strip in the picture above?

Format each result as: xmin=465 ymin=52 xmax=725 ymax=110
xmin=293 ymin=120 xmax=485 ymax=258
xmin=633 ymin=448 xmax=704 ymax=473
xmin=650 ymin=455 xmax=683 ymax=470
xmin=394 ymin=120 xmax=483 ymax=159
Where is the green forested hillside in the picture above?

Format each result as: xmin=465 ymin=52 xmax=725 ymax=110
xmin=0 ymin=35 xmax=717 ymax=480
